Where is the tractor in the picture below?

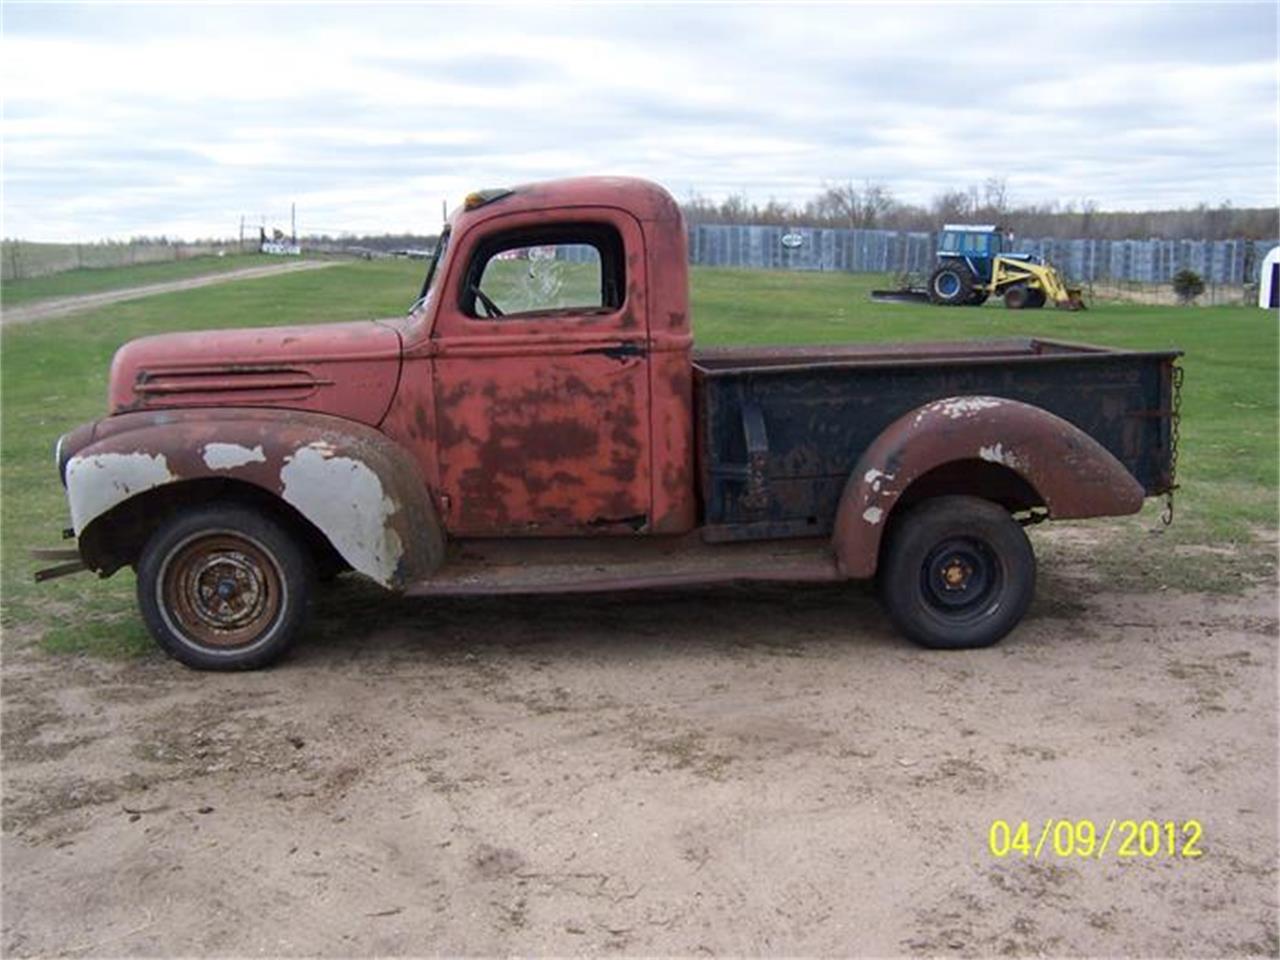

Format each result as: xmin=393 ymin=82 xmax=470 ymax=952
xmin=873 ymin=225 xmax=1086 ymax=310
xmin=928 ymin=224 xmax=1085 ymax=310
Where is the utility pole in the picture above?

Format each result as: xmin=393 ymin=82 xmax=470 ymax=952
xmin=442 ymin=199 xmax=447 ymax=226
xmin=291 ymin=202 xmax=296 ymax=243
xmin=239 ymin=215 xmax=245 ymax=251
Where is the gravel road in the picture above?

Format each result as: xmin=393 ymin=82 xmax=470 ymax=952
xmin=1 ymin=260 xmax=340 ymax=325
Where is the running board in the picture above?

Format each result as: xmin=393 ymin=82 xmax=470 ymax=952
xmin=404 ymin=535 xmax=841 ymax=597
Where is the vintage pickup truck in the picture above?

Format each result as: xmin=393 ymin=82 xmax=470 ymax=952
xmin=45 ymin=177 xmax=1182 ymax=669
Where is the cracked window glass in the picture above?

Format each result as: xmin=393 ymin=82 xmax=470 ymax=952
xmin=477 ymin=244 xmax=602 ymax=316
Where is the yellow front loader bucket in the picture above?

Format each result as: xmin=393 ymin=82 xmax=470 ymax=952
xmin=991 ymin=256 xmax=1087 ymax=310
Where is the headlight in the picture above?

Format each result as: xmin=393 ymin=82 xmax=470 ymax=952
xmin=54 ymin=422 xmax=98 ymax=487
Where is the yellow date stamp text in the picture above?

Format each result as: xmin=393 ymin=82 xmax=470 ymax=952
xmin=988 ymin=819 xmax=1204 ymax=860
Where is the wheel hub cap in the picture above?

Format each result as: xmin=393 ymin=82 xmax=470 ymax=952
xmin=921 ymin=537 xmax=1000 ymax=616
xmin=941 ymin=558 xmax=972 ymax=590
xmin=162 ymin=533 xmax=283 ymax=649
xmin=192 ymin=554 xmax=267 ymax=628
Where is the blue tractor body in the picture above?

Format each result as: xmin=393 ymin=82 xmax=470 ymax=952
xmin=937 ymin=224 xmax=1032 ymax=284
xmin=871 ymin=225 xmax=1085 ymax=310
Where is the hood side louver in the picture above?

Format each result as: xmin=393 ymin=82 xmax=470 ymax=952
xmin=134 ymin=366 xmax=333 ymax=404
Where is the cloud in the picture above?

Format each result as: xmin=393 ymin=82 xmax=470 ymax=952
xmin=2 ymin=2 xmax=1275 ymax=239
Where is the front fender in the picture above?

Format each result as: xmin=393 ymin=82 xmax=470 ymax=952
xmin=64 ymin=409 xmax=444 ymax=589
xmin=832 ymin=396 xmax=1144 ymax=578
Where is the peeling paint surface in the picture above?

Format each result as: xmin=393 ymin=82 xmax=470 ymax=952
xmin=66 ymin=452 xmax=173 ymax=535
xmin=979 ymin=443 xmax=1019 ymax=467
xmin=937 ymin=397 xmax=1003 ymax=419
xmin=863 ymin=467 xmax=893 ymax=493
xmin=280 ymin=443 xmax=404 ymax=587
xmin=202 ymin=442 xmax=266 ymax=471
xmin=914 ymin=396 xmax=1005 ymax=426
xmin=862 ymin=506 xmax=883 ymax=525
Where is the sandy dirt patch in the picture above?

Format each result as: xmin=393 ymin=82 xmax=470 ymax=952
xmin=1 ymin=545 xmax=1276 ymax=957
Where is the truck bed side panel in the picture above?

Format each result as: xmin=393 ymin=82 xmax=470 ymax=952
xmin=695 ymin=339 xmax=1178 ymax=537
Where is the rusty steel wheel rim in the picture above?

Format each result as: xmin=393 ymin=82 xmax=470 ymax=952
xmin=159 ymin=531 xmax=284 ymax=649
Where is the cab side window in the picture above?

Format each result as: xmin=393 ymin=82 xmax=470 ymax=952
xmin=462 ymin=223 xmax=625 ymax=320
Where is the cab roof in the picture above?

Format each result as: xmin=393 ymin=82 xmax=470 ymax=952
xmin=450 ymin=176 xmax=682 ymax=227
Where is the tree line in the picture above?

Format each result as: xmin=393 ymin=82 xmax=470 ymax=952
xmin=681 ymin=178 xmax=1278 ymax=241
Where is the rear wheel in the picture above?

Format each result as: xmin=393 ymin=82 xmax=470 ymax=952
xmin=1003 ymin=284 xmax=1030 ymax=309
xmin=136 ymin=505 xmax=313 ymax=670
xmin=878 ymin=496 xmax=1035 ymax=650
xmin=928 ymin=263 xmax=975 ymax=305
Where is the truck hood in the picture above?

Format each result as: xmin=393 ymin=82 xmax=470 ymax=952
xmin=107 ymin=319 xmax=403 ymax=426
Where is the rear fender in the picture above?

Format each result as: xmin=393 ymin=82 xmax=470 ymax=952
xmin=832 ymin=396 xmax=1144 ymax=578
xmin=65 ymin=409 xmax=443 ymax=589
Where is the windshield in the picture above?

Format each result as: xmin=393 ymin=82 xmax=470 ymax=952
xmin=409 ymin=228 xmax=450 ymax=314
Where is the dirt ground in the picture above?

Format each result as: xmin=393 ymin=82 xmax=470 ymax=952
xmin=2 ymin=532 xmax=1277 ymax=957
xmin=1087 ymin=282 xmax=1251 ymax=308
xmin=0 ymin=261 xmax=339 ymax=325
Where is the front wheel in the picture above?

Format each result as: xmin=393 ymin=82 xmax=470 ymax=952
xmin=878 ymin=496 xmax=1035 ymax=650
xmin=136 ymin=505 xmax=313 ymax=670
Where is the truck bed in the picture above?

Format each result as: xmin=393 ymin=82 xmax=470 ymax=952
xmin=694 ymin=337 xmax=1181 ymax=541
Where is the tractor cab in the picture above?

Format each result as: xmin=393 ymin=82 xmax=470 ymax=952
xmin=938 ymin=224 xmax=1006 ymax=283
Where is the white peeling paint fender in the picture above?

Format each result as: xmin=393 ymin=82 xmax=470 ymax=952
xmin=62 ymin=410 xmax=445 ymax=589
xmin=66 ymin=452 xmax=175 ymax=535
xmin=280 ymin=443 xmax=405 ymax=588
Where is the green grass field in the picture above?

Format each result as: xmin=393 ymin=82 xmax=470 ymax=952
xmin=2 ymin=259 xmax=1274 ymax=657
xmin=0 ymin=252 xmax=276 ymax=307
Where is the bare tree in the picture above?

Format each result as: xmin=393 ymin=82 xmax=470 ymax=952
xmin=982 ymin=177 xmax=1009 ymax=216
xmin=931 ymin=189 xmax=972 ymax=224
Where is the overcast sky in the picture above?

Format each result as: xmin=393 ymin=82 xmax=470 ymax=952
xmin=2 ymin=1 xmax=1276 ymax=241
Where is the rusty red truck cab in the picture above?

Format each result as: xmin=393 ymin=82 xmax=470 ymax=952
xmin=48 ymin=177 xmax=1181 ymax=669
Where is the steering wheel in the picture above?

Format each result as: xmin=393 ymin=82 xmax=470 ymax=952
xmin=470 ymin=284 xmax=504 ymax=318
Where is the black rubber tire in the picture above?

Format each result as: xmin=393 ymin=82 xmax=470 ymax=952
xmin=928 ymin=263 xmax=975 ymax=305
xmin=1003 ymin=284 xmax=1030 ymax=309
xmin=136 ymin=505 xmax=313 ymax=670
xmin=1026 ymin=289 xmax=1047 ymax=309
xmin=967 ymin=289 xmax=990 ymax=306
xmin=878 ymin=496 xmax=1035 ymax=650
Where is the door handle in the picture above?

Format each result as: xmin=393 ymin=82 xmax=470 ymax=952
xmin=581 ymin=342 xmax=647 ymax=361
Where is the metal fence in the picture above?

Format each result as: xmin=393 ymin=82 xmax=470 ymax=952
xmin=1 ymin=240 xmax=242 ymax=282
xmin=686 ymin=224 xmax=1276 ymax=285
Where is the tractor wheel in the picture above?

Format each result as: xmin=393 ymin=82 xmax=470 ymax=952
xmin=1003 ymin=284 xmax=1030 ymax=309
xmin=928 ymin=263 xmax=975 ymax=306
xmin=967 ymin=289 xmax=990 ymax=306
xmin=1026 ymin=289 xmax=1047 ymax=309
